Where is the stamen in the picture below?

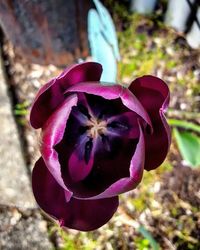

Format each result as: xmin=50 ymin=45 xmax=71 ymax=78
xmin=101 ymin=134 xmax=111 ymax=152
xmin=77 ymin=104 xmax=91 ymax=119
xmin=98 ymin=111 xmax=104 ymax=120
xmin=84 ymin=138 xmax=93 ymax=164
xmin=107 ymin=121 xmax=129 ymax=130
xmin=87 ymin=118 xmax=107 ymax=139
xmin=98 ymin=109 xmax=107 ymax=119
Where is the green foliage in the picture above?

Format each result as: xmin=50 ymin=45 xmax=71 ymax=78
xmin=168 ymin=118 xmax=200 ymax=167
xmin=173 ymin=128 xmax=200 ymax=167
xmin=129 ymin=162 xmax=172 ymax=213
xmin=14 ymin=101 xmax=30 ymax=125
xmin=102 ymin=0 xmax=130 ymax=24
xmin=135 ymin=236 xmax=151 ymax=250
xmin=138 ymin=226 xmax=160 ymax=250
xmin=117 ymin=14 xmax=173 ymax=82
xmin=168 ymin=119 xmax=200 ymax=133
xmin=51 ymin=227 xmax=97 ymax=250
xmin=14 ymin=101 xmax=29 ymax=116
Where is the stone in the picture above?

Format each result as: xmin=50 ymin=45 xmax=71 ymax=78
xmin=0 ymin=205 xmax=54 ymax=250
xmin=0 ymin=49 xmax=35 ymax=208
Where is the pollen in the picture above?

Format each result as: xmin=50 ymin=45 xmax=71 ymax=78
xmin=87 ymin=117 xmax=107 ymax=139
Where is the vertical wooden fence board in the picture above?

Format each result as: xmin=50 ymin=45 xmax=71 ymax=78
xmin=0 ymin=0 xmax=92 ymax=65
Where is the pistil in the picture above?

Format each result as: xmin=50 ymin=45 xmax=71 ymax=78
xmin=87 ymin=117 xmax=107 ymax=139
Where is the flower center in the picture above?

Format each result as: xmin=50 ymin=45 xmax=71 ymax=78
xmin=87 ymin=117 xmax=107 ymax=139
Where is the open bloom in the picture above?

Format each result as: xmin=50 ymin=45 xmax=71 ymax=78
xmin=30 ymin=62 xmax=170 ymax=231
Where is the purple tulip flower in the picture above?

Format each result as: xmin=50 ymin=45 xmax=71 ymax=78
xmin=30 ymin=62 xmax=170 ymax=231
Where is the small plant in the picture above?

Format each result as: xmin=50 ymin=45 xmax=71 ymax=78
xmin=14 ymin=101 xmax=30 ymax=125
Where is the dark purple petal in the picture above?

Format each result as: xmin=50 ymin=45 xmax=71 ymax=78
xmin=68 ymin=136 xmax=95 ymax=182
xmin=41 ymin=94 xmax=78 ymax=198
xmin=107 ymin=112 xmax=139 ymax=139
xmin=76 ymin=93 xmax=94 ymax=118
xmin=129 ymin=75 xmax=171 ymax=171
xmin=73 ymin=122 xmax=145 ymax=199
xmin=30 ymin=62 xmax=102 ymax=129
xmin=61 ymin=137 xmax=135 ymax=198
xmin=64 ymin=121 xmax=144 ymax=200
xmin=65 ymin=82 xmax=152 ymax=127
xmin=84 ymin=93 xmax=126 ymax=119
xmin=32 ymin=158 xmax=119 ymax=231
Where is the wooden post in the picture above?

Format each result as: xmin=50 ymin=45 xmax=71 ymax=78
xmin=0 ymin=0 xmax=93 ymax=66
xmin=164 ymin=0 xmax=196 ymax=32
xmin=186 ymin=7 xmax=200 ymax=48
xmin=130 ymin=0 xmax=157 ymax=14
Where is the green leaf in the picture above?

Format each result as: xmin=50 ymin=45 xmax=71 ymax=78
xmin=14 ymin=109 xmax=28 ymax=116
xmin=138 ymin=226 xmax=160 ymax=250
xmin=15 ymin=101 xmax=29 ymax=109
xmin=168 ymin=119 xmax=200 ymax=133
xmin=173 ymin=128 xmax=200 ymax=168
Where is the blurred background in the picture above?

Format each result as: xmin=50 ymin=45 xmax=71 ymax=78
xmin=0 ymin=0 xmax=199 ymax=249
